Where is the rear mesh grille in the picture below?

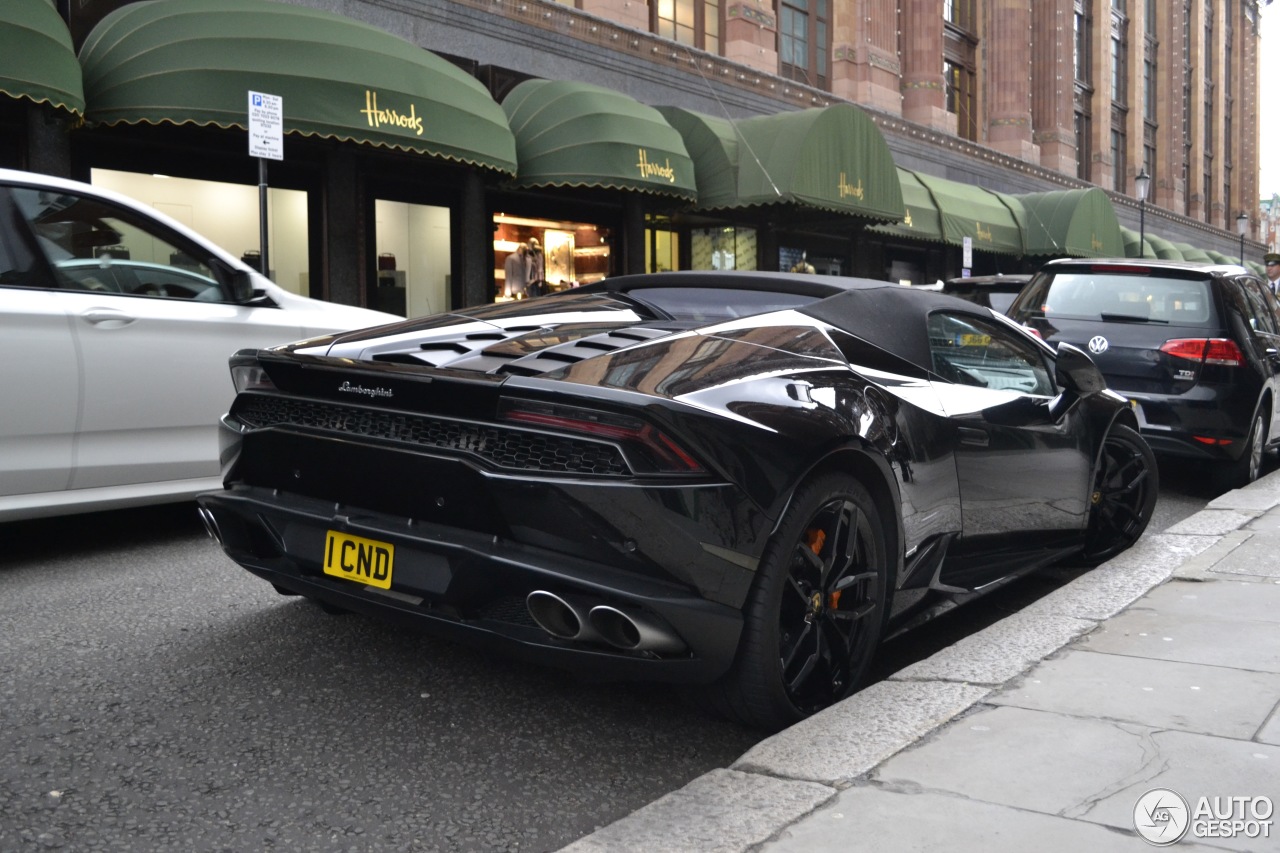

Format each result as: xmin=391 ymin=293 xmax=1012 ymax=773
xmin=232 ymin=396 xmax=631 ymax=477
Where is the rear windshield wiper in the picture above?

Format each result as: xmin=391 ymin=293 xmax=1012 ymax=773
xmin=1098 ymin=312 xmax=1168 ymax=324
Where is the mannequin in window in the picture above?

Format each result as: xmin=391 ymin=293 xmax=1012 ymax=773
xmin=789 ymin=251 xmax=816 ymax=274
xmin=526 ymin=236 xmax=546 ymax=294
xmin=504 ymin=242 xmax=530 ymax=298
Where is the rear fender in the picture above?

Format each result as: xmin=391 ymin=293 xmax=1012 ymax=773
xmin=773 ymin=441 xmax=904 ymax=598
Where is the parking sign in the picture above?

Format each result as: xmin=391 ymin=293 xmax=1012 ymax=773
xmin=248 ymin=91 xmax=283 ymax=160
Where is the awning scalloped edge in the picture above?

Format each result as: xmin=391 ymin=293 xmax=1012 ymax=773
xmin=0 ymin=86 xmax=83 ymax=118
xmin=90 ymin=115 xmax=517 ymax=176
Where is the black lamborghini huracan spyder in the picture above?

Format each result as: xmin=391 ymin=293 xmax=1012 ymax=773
xmin=197 ymin=271 xmax=1157 ymax=731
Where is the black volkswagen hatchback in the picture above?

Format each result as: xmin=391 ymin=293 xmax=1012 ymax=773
xmin=1009 ymin=258 xmax=1280 ymax=487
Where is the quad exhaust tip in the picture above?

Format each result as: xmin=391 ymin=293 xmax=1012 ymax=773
xmin=196 ymin=506 xmax=223 ymax=546
xmin=525 ymin=590 xmax=686 ymax=654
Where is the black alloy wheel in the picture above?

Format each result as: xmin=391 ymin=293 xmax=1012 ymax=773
xmin=1082 ymin=423 xmax=1158 ymax=566
xmin=712 ymin=474 xmax=888 ymax=732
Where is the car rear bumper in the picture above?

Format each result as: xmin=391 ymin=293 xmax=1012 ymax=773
xmin=1123 ymin=385 xmax=1258 ymax=462
xmin=196 ymin=486 xmax=744 ymax=683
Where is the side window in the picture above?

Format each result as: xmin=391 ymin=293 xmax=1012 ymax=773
xmin=1240 ymin=278 xmax=1278 ymax=335
xmin=0 ymin=188 xmax=57 ymax=289
xmin=928 ymin=312 xmax=1055 ymax=395
xmin=9 ymin=186 xmax=225 ymax=302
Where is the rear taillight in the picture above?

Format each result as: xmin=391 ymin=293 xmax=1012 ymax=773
xmin=500 ymin=400 xmax=703 ymax=474
xmin=230 ymin=363 xmax=277 ymax=393
xmin=1022 ymin=324 xmax=1043 ymax=339
xmin=1159 ymin=338 xmax=1245 ymax=367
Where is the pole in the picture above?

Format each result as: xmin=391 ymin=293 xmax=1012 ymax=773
xmin=1138 ymin=199 xmax=1145 ymax=250
xmin=258 ymin=158 xmax=270 ymax=279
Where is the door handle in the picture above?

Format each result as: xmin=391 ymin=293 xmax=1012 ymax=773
xmin=958 ymin=427 xmax=990 ymax=447
xmin=80 ymin=308 xmax=136 ymax=328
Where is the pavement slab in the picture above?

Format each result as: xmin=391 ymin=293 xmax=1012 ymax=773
xmin=1167 ymin=510 xmax=1263 ymax=536
xmin=991 ymin=649 xmax=1280 ymax=739
xmin=872 ymin=705 xmax=1163 ymax=817
xmin=757 ymin=785 xmax=1227 ymax=853
xmin=1073 ymin=729 xmax=1280 ymax=853
xmin=1080 ymin=583 xmax=1280 ymax=673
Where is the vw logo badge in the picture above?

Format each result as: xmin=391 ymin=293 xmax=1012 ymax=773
xmin=1088 ymin=335 xmax=1109 ymax=354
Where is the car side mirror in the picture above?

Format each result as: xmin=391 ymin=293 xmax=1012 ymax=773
xmin=227 ymin=269 xmax=255 ymax=304
xmin=1048 ymin=342 xmax=1106 ymax=421
xmin=1054 ymin=342 xmax=1106 ymax=396
xmin=209 ymin=256 xmax=256 ymax=304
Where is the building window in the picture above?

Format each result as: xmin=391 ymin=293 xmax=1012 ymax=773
xmin=779 ymin=0 xmax=829 ymax=89
xmin=943 ymin=2 xmax=978 ymax=141
xmin=945 ymin=0 xmax=975 ymax=30
xmin=1112 ymin=126 xmax=1126 ymax=192
xmin=654 ymin=0 xmax=722 ymax=53
xmin=1074 ymin=0 xmax=1093 ymax=181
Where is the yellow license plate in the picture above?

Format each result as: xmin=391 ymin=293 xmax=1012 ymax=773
xmin=323 ymin=530 xmax=394 ymax=590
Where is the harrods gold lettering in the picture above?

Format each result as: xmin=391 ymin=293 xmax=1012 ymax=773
xmin=838 ymin=172 xmax=865 ymax=200
xmin=903 ymin=208 xmax=914 ymax=228
xmin=361 ymin=90 xmax=424 ymax=136
xmin=1092 ymin=233 xmax=1104 ymax=252
xmin=975 ymin=222 xmax=993 ymax=242
xmin=636 ymin=149 xmax=677 ymax=183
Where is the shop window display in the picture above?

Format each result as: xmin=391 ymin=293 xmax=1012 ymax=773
xmin=493 ymin=215 xmax=611 ymax=301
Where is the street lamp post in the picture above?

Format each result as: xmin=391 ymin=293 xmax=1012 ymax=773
xmin=1135 ymin=167 xmax=1151 ymax=252
xmin=1237 ymin=211 xmax=1249 ymax=264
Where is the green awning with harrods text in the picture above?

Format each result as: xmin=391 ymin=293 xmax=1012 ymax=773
xmin=868 ymin=169 xmax=946 ymax=243
xmin=1014 ymin=188 xmax=1125 ymax=257
xmin=657 ymin=103 xmax=904 ymax=221
xmin=502 ymin=79 xmax=696 ymax=200
xmin=78 ymin=0 xmax=516 ymax=173
xmin=912 ymin=173 xmax=1025 ymax=255
xmin=0 ymin=0 xmax=84 ymax=116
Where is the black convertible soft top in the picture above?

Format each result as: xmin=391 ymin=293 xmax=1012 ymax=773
xmin=581 ymin=270 xmax=1010 ymax=376
xmin=801 ymin=284 xmax=998 ymax=375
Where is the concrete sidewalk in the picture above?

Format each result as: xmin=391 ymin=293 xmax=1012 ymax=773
xmin=562 ymin=471 xmax=1280 ymax=853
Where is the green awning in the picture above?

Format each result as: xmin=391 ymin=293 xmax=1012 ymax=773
xmin=78 ymin=0 xmax=516 ymax=173
xmin=868 ymin=169 xmax=945 ymax=243
xmin=1248 ymin=261 xmax=1266 ymax=276
xmin=656 ymin=104 xmax=904 ymax=221
xmin=913 ymin=173 xmax=1025 ymax=255
xmin=1014 ymin=188 xmax=1125 ymax=257
xmin=502 ymin=80 xmax=696 ymax=200
xmin=1175 ymin=243 xmax=1214 ymax=263
xmin=1120 ymin=226 xmax=1156 ymax=259
xmin=1 ymin=0 xmax=84 ymax=116
xmin=1204 ymin=250 xmax=1234 ymax=265
xmin=1145 ymin=234 xmax=1183 ymax=260
xmin=653 ymin=107 xmax=739 ymax=208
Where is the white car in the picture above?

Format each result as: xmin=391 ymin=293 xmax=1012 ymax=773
xmin=0 ymin=167 xmax=402 ymax=521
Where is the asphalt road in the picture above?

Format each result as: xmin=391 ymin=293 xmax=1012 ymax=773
xmin=0 ymin=461 xmax=1227 ymax=852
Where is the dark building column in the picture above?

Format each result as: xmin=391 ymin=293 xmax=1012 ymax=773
xmin=457 ymin=170 xmax=488 ymax=308
xmin=321 ymin=148 xmax=364 ymax=307
xmin=623 ymin=197 xmax=644 ymax=275
xmin=25 ymin=104 xmax=72 ymax=178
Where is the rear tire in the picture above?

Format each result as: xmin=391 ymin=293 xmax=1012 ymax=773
xmin=1218 ymin=409 xmax=1266 ymax=491
xmin=710 ymin=474 xmax=888 ymax=732
xmin=1081 ymin=423 xmax=1158 ymax=566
